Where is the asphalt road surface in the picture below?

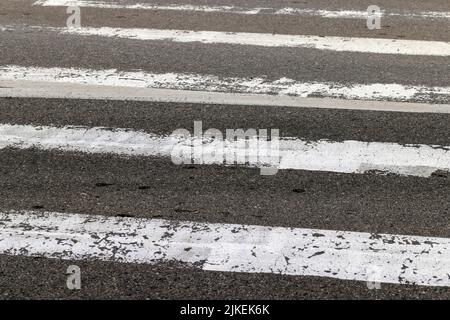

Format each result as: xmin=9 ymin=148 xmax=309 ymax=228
xmin=0 ymin=0 xmax=449 ymax=300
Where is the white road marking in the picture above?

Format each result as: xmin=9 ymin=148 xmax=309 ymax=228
xmin=1 ymin=66 xmax=449 ymax=105
xmin=2 ymin=210 xmax=450 ymax=287
xmin=34 ymin=0 xmax=270 ymax=15
xmin=33 ymin=0 xmax=450 ymax=19
xmin=52 ymin=27 xmax=450 ymax=56
xmin=0 ymin=123 xmax=449 ymax=178
xmin=2 ymin=80 xmax=450 ymax=114
xmin=277 ymin=8 xmax=450 ymax=19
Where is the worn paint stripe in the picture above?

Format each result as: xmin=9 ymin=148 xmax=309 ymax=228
xmin=0 ymin=66 xmax=448 ymax=104
xmin=49 ymin=27 xmax=450 ymax=56
xmin=0 ymin=123 xmax=449 ymax=177
xmin=33 ymin=0 xmax=450 ymax=20
xmin=1 ymin=210 xmax=450 ymax=286
xmin=2 ymin=80 xmax=450 ymax=114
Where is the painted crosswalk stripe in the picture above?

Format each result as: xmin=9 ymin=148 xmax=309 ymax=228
xmin=2 ymin=80 xmax=450 ymax=114
xmin=0 ymin=123 xmax=449 ymax=178
xmin=33 ymin=0 xmax=450 ymax=20
xmin=2 ymin=210 xmax=450 ymax=287
xmin=1 ymin=66 xmax=449 ymax=105
xmin=51 ymin=27 xmax=450 ymax=56
xmin=4 ymin=25 xmax=448 ymax=56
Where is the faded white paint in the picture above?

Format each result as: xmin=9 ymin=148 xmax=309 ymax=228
xmin=2 ymin=80 xmax=450 ymax=114
xmin=53 ymin=27 xmax=450 ymax=56
xmin=1 ymin=66 xmax=449 ymax=104
xmin=277 ymin=8 xmax=450 ymax=19
xmin=33 ymin=0 xmax=450 ymax=19
xmin=2 ymin=210 xmax=450 ymax=287
xmin=0 ymin=123 xmax=450 ymax=177
xmin=34 ymin=0 xmax=269 ymax=15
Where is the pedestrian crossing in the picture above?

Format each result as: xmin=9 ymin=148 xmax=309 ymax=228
xmin=2 ymin=65 xmax=449 ymax=103
xmin=37 ymin=26 xmax=450 ymax=56
xmin=1 ymin=123 xmax=450 ymax=177
xmin=1 ymin=0 xmax=450 ymax=296
xmin=33 ymin=0 xmax=450 ymax=20
xmin=3 ymin=209 xmax=450 ymax=287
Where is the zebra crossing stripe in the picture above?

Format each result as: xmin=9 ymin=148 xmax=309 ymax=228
xmin=33 ymin=0 xmax=450 ymax=20
xmin=55 ymin=27 xmax=450 ymax=56
xmin=0 ymin=123 xmax=449 ymax=177
xmin=1 ymin=210 xmax=450 ymax=287
xmin=0 ymin=65 xmax=449 ymax=104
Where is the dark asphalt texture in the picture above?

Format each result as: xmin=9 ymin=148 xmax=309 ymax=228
xmin=2 ymin=0 xmax=450 ymax=41
xmin=0 ymin=25 xmax=449 ymax=90
xmin=3 ymin=0 xmax=450 ymax=38
xmin=0 ymin=99 xmax=450 ymax=299
xmin=1 ymin=254 xmax=450 ymax=300
xmin=0 ymin=0 xmax=450 ymax=300
xmin=2 ymin=98 xmax=450 ymax=145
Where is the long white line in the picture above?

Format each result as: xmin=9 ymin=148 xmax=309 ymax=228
xmin=1 ymin=66 xmax=449 ymax=104
xmin=3 ymin=24 xmax=450 ymax=56
xmin=2 ymin=80 xmax=450 ymax=114
xmin=53 ymin=27 xmax=450 ymax=56
xmin=33 ymin=0 xmax=450 ymax=20
xmin=1 ymin=123 xmax=449 ymax=178
xmin=2 ymin=210 xmax=450 ymax=287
